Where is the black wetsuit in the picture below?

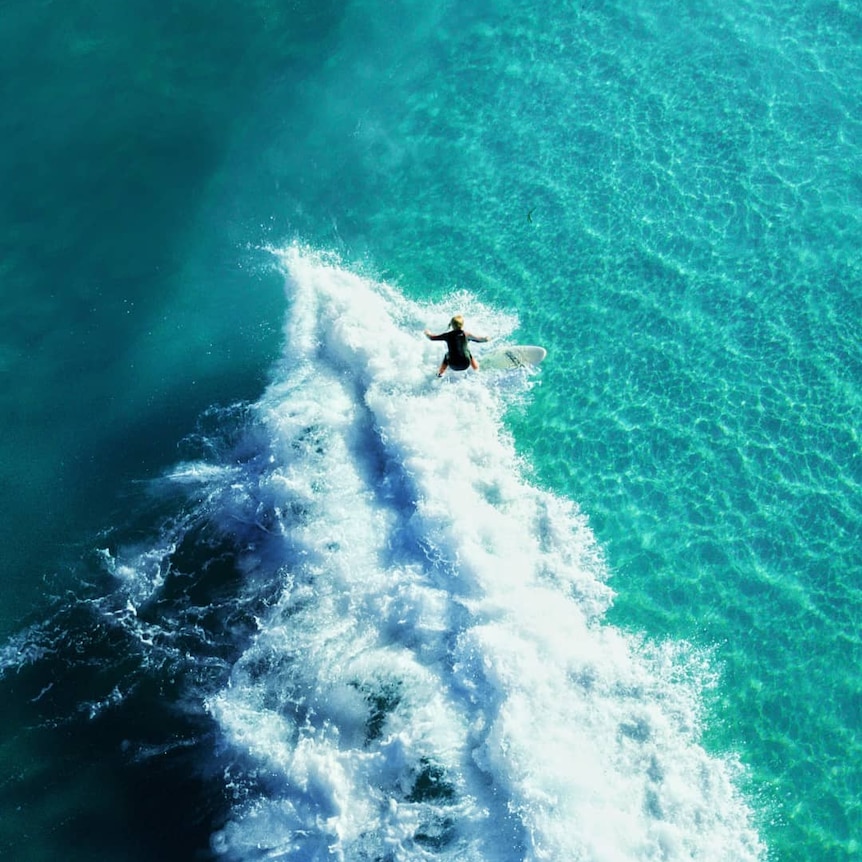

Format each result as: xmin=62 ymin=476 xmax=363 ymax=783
xmin=429 ymin=329 xmax=479 ymax=371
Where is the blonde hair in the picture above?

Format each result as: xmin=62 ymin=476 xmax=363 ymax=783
xmin=449 ymin=314 xmax=465 ymax=330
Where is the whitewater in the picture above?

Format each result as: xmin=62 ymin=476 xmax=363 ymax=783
xmin=89 ymin=246 xmax=762 ymax=860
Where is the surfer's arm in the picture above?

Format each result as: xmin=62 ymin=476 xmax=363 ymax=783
xmin=466 ymin=333 xmax=489 ymax=343
xmin=424 ymin=330 xmax=446 ymax=341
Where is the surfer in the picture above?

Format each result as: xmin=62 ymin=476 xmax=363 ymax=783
xmin=424 ymin=315 xmax=489 ymax=377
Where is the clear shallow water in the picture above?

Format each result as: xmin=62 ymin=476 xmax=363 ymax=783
xmin=1 ymin=0 xmax=860 ymax=859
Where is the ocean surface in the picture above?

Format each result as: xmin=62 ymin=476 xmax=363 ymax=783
xmin=1 ymin=0 xmax=859 ymax=859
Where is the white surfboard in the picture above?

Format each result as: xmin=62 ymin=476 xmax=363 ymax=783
xmin=480 ymin=345 xmax=547 ymax=371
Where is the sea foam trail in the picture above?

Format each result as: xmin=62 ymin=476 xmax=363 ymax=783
xmin=177 ymin=246 xmax=762 ymax=860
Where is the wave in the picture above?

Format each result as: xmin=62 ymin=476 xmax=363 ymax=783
xmin=4 ymin=245 xmax=764 ymax=860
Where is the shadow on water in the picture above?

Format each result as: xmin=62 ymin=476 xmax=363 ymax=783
xmin=0 ymin=0 xmax=348 ymax=628
xmin=0 ymin=682 xmax=224 ymax=861
xmin=0 ymin=508 xmax=280 ymax=861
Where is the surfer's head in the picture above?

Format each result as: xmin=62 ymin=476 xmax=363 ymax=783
xmin=450 ymin=315 xmax=465 ymax=330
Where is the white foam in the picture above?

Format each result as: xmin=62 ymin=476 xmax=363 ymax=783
xmin=189 ymin=245 xmax=763 ymax=860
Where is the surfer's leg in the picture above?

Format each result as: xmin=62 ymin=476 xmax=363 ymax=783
xmin=470 ymin=356 xmax=479 ymax=370
xmin=437 ymin=357 xmax=449 ymax=377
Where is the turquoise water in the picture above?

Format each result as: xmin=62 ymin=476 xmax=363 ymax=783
xmin=1 ymin=0 xmax=860 ymax=859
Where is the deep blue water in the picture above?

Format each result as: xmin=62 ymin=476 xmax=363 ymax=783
xmin=1 ymin=1 xmax=859 ymax=859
